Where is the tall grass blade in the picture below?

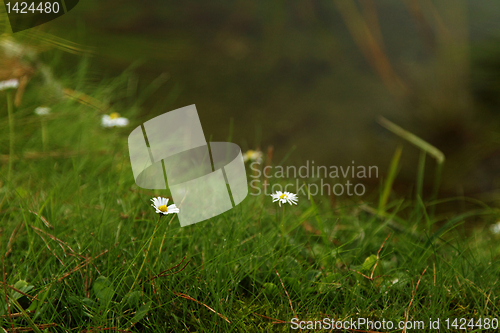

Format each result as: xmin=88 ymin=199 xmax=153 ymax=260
xmin=377 ymin=116 xmax=444 ymax=164
xmin=378 ymin=116 xmax=445 ymax=217
xmin=333 ymin=0 xmax=407 ymax=94
xmin=305 ymin=181 xmax=330 ymax=246
xmin=416 ymin=150 xmax=426 ymax=202
xmin=425 ymin=210 xmax=491 ymax=248
xmin=415 ymin=150 xmax=426 ymax=224
xmin=378 ymin=145 xmax=402 ymax=214
xmin=7 ymin=91 xmax=15 ymax=182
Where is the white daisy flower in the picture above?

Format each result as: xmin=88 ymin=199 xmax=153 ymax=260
xmin=101 ymin=112 xmax=129 ymax=128
xmin=0 ymin=78 xmax=19 ymax=91
xmin=243 ymin=150 xmax=263 ymax=163
xmin=271 ymin=191 xmax=298 ymax=207
xmin=151 ymin=197 xmax=179 ymax=215
xmin=34 ymin=106 xmax=51 ymax=116
xmin=490 ymin=221 xmax=500 ymax=235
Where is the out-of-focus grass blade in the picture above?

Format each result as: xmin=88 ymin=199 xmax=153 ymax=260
xmin=20 ymin=30 xmax=96 ymax=55
xmin=416 ymin=150 xmax=426 ymax=202
xmin=378 ymin=116 xmax=444 ymax=164
xmin=425 ymin=210 xmax=491 ymax=248
xmin=136 ymin=72 xmax=170 ymax=106
xmin=378 ymin=116 xmax=445 ymax=216
xmin=378 ymin=145 xmax=402 ymax=214
xmin=415 ymin=150 xmax=426 ymax=224
xmin=277 ymin=145 xmax=296 ymax=167
xmin=333 ymin=0 xmax=407 ymax=94
xmin=305 ymin=181 xmax=330 ymax=246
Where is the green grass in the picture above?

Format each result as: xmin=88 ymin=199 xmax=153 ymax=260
xmin=1 ymin=46 xmax=500 ymax=333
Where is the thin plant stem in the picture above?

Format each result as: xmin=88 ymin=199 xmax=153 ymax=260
xmin=378 ymin=116 xmax=445 ymax=220
xmin=130 ymin=214 xmax=173 ymax=292
xmin=416 ymin=150 xmax=426 ymax=203
xmin=153 ymin=213 xmax=177 ymax=267
xmin=7 ymin=91 xmax=14 ymax=182
xmin=415 ymin=150 xmax=426 ymax=227
xmin=41 ymin=117 xmax=48 ymax=152
xmin=281 ymin=204 xmax=286 ymax=250
xmin=378 ymin=145 xmax=402 ymax=214
xmin=429 ymin=162 xmax=443 ymax=218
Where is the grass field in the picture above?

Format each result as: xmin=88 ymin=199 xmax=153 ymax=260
xmin=1 ymin=39 xmax=500 ymax=333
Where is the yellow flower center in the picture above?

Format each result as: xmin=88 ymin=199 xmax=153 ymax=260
xmin=109 ymin=112 xmax=120 ymax=119
xmin=158 ymin=205 xmax=168 ymax=212
xmin=280 ymin=194 xmax=287 ymax=199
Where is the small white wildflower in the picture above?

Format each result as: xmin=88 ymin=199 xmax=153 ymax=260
xmin=151 ymin=197 xmax=179 ymax=215
xmin=34 ymin=106 xmax=51 ymax=116
xmin=101 ymin=112 xmax=129 ymax=128
xmin=271 ymin=191 xmax=298 ymax=207
xmin=0 ymin=78 xmax=19 ymax=91
xmin=243 ymin=150 xmax=263 ymax=163
xmin=490 ymin=221 xmax=500 ymax=235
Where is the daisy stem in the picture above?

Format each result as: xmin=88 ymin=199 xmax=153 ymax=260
xmin=153 ymin=213 xmax=176 ymax=267
xmin=7 ymin=91 xmax=14 ymax=182
xmin=41 ymin=117 xmax=48 ymax=152
xmin=130 ymin=214 xmax=163 ymax=292
xmin=281 ymin=204 xmax=286 ymax=250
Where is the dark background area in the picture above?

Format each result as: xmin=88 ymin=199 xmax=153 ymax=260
xmin=36 ymin=0 xmax=500 ymax=200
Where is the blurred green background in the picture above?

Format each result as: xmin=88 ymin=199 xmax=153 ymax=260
xmin=5 ymin=0 xmax=500 ymax=200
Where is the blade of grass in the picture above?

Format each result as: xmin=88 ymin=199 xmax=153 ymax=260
xmin=304 ymin=181 xmax=330 ymax=246
xmin=378 ymin=116 xmax=444 ymax=164
xmin=333 ymin=0 xmax=407 ymax=94
xmin=430 ymin=162 xmax=443 ymax=217
xmin=9 ymin=296 xmax=43 ymax=333
xmin=425 ymin=210 xmax=491 ymax=247
xmin=7 ymin=90 xmax=15 ymax=182
xmin=378 ymin=116 xmax=445 ymax=218
xmin=378 ymin=145 xmax=402 ymax=214
xmin=416 ymin=150 xmax=426 ymax=202
xmin=415 ymin=150 xmax=426 ymax=224
xmin=416 ymin=195 xmax=431 ymax=233
xmin=276 ymin=145 xmax=296 ymax=167
xmin=136 ymin=72 xmax=170 ymax=106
